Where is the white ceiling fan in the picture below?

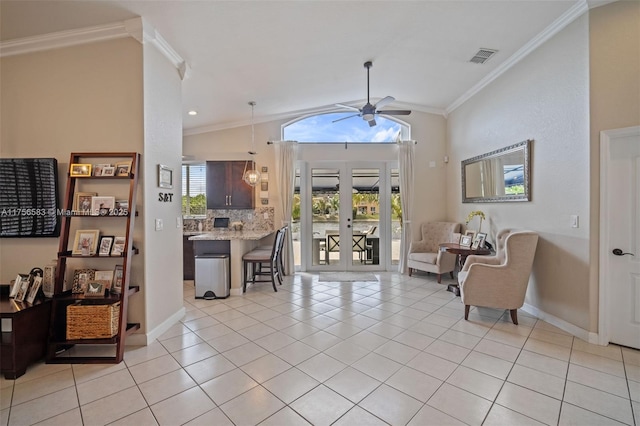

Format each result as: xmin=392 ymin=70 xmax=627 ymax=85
xmin=334 ymin=61 xmax=411 ymax=127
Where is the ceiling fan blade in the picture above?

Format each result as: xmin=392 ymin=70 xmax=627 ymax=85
xmin=335 ymin=103 xmax=361 ymax=112
xmin=332 ymin=113 xmax=360 ymax=123
xmin=377 ymin=110 xmax=412 ymax=116
xmin=368 ymin=118 xmax=377 ymax=127
xmin=374 ymin=96 xmax=395 ymax=110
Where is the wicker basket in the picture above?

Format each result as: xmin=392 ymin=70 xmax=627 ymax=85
xmin=66 ymin=302 xmax=120 ymax=339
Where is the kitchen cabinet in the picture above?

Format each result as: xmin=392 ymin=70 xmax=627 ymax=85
xmin=183 ymin=236 xmax=195 ymax=280
xmin=206 ymin=161 xmax=255 ymax=209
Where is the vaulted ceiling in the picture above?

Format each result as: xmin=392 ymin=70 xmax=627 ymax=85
xmin=1 ymin=1 xmax=596 ymax=133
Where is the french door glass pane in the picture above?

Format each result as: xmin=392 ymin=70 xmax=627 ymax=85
xmin=311 ymin=168 xmax=340 ymax=266
xmin=391 ymin=168 xmax=400 ymax=265
xmin=352 ymin=168 xmax=380 ymax=266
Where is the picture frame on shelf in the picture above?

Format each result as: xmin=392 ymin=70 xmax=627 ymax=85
xmin=93 ymin=163 xmax=110 ymax=176
xmin=72 ymin=269 xmax=95 ymax=294
xmin=158 ymin=164 xmax=173 ymax=189
xmin=91 ymin=196 xmax=115 ymax=216
xmin=111 ymin=236 xmax=126 ymax=256
xmin=113 ymin=200 xmax=129 ymax=216
xmin=14 ymin=276 xmax=31 ymax=302
xmin=112 ymin=265 xmax=124 ymax=294
xmin=471 ymin=232 xmax=487 ymax=250
xmin=464 ymin=229 xmax=476 ymax=241
xmin=115 ymin=161 xmax=132 ymax=176
xmin=102 ymin=166 xmax=116 ymax=176
xmin=25 ymin=276 xmax=42 ymax=304
xmin=84 ymin=282 xmax=105 ymax=297
xmin=94 ymin=270 xmax=114 ymax=290
xmin=459 ymin=235 xmax=473 ymax=248
xmin=74 ymin=192 xmax=97 ymax=215
xmin=72 ymin=229 xmax=100 ymax=255
xmin=98 ymin=236 xmax=114 ymax=256
xmin=10 ymin=274 xmax=29 ymax=298
xmin=70 ymin=163 xmax=92 ymax=177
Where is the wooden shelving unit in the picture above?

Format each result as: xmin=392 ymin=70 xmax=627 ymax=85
xmin=46 ymin=152 xmax=140 ymax=364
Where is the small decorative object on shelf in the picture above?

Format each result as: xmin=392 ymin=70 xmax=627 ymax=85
xmin=42 ymin=260 xmax=56 ymax=298
xmin=465 ymin=210 xmax=486 ymax=232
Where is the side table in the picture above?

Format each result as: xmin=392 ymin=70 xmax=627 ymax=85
xmin=439 ymin=243 xmax=491 ymax=296
xmin=1 ymin=286 xmax=52 ymax=379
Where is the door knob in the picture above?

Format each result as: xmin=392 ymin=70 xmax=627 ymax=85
xmin=612 ymin=248 xmax=635 ymax=256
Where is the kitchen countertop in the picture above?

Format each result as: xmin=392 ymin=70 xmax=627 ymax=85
xmin=188 ymin=230 xmax=273 ymax=241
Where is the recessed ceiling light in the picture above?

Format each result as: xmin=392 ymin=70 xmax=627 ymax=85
xmin=188 ymin=110 xmax=198 ymax=116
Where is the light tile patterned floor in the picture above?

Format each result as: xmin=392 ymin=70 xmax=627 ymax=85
xmin=1 ymin=272 xmax=639 ymax=425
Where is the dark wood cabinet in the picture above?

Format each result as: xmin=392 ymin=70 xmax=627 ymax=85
xmin=183 ymin=236 xmax=195 ymax=280
xmin=206 ymin=161 xmax=255 ymax=209
xmin=1 ymin=293 xmax=51 ymax=379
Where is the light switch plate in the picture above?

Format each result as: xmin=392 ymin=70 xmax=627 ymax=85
xmin=570 ymin=215 xmax=579 ymax=228
xmin=155 ymin=218 xmax=163 ymax=231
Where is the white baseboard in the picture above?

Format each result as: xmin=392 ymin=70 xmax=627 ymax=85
xmin=125 ymin=306 xmax=186 ymax=346
xmin=521 ymin=303 xmax=599 ymax=344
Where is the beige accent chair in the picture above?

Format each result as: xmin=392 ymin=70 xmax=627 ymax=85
xmin=408 ymin=222 xmax=461 ymax=283
xmin=458 ymin=229 xmax=539 ymax=325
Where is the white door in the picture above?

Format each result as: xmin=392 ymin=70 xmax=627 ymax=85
xmin=600 ymin=126 xmax=640 ymax=349
xmin=302 ymin=162 xmax=389 ymax=271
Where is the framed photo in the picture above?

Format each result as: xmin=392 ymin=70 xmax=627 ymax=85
xmin=93 ymin=163 xmax=110 ymax=176
xmin=158 ymin=164 xmax=173 ymax=189
xmin=91 ymin=196 xmax=115 ymax=216
xmin=98 ymin=236 xmax=114 ymax=256
xmin=459 ymin=235 xmax=473 ymax=247
xmin=111 ymin=236 xmax=126 ymax=256
xmin=115 ymin=161 xmax=132 ymax=176
xmin=73 ymin=192 xmax=97 ymax=215
xmin=72 ymin=269 xmax=95 ymax=293
xmin=112 ymin=265 xmax=124 ymax=294
xmin=113 ymin=199 xmax=129 ymax=216
xmin=26 ymin=276 xmax=42 ymax=304
xmin=10 ymin=274 xmax=29 ymax=298
xmin=70 ymin=163 xmax=92 ymax=177
xmin=84 ymin=282 xmax=105 ymax=297
xmin=14 ymin=276 xmax=31 ymax=302
xmin=95 ymin=270 xmax=114 ymax=290
xmin=72 ymin=229 xmax=100 ymax=255
xmin=464 ymin=229 xmax=476 ymax=241
xmin=472 ymin=232 xmax=487 ymax=250
xmin=102 ymin=166 xmax=116 ymax=176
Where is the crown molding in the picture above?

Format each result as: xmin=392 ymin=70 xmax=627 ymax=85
xmin=445 ymin=0 xmax=589 ymax=115
xmin=0 ymin=17 xmax=189 ymax=80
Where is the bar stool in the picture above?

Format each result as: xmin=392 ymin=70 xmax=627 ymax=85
xmin=242 ymin=227 xmax=285 ymax=292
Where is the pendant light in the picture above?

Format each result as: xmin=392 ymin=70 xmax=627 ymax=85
xmin=243 ymin=101 xmax=261 ymax=186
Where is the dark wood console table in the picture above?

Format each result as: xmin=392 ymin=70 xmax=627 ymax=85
xmin=439 ymin=243 xmax=492 ymax=296
xmin=1 ymin=288 xmax=51 ymax=379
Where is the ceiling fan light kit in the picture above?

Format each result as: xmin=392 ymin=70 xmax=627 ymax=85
xmin=334 ymin=61 xmax=411 ymax=127
xmin=243 ymin=101 xmax=261 ymax=187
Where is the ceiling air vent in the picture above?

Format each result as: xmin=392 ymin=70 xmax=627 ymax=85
xmin=469 ymin=48 xmax=498 ymax=64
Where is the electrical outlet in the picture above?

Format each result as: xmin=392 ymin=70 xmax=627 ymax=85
xmin=176 ymin=217 xmax=181 ymax=228
xmin=264 ymin=212 xmax=269 ymax=219
xmin=155 ymin=218 xmax=163 ymax=231
xmin=248 ymin=213 xmax=253 ymax=220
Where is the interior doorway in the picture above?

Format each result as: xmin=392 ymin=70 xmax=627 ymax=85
xmin=599 ymin=126 xmax=640 ymax=349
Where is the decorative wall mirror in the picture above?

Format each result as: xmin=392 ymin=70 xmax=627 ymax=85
xmin=462 ymin=140 xmax=531 ymax=203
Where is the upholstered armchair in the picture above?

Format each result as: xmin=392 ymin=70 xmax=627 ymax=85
xmin=458 ymin=229 xmax=539 ymax=324
xmin=408 ymin=222 xmax=461 ymax=283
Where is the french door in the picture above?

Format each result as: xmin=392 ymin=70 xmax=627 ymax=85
xmin=301 ymin=161 xmax=393 ymax=271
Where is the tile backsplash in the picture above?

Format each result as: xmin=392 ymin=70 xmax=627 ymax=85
xmin=183 ymin=207 xmax=274 ymax=232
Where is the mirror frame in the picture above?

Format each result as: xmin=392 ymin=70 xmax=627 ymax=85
xmin=461 ymin=139 xmax=531 ymax=203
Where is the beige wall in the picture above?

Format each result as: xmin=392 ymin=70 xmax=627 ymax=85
xmin=447 ymin=16 xmax=592 ymax=329
xmin=588 ymin=1 xmax=640 ymax=331
xmin=0 ymin=38 xmax=144 ymax=285
xmin=140 ymin=41 xmax=184 ymax=333
xmin=183 ymin=110 xmax=448 ymax=244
